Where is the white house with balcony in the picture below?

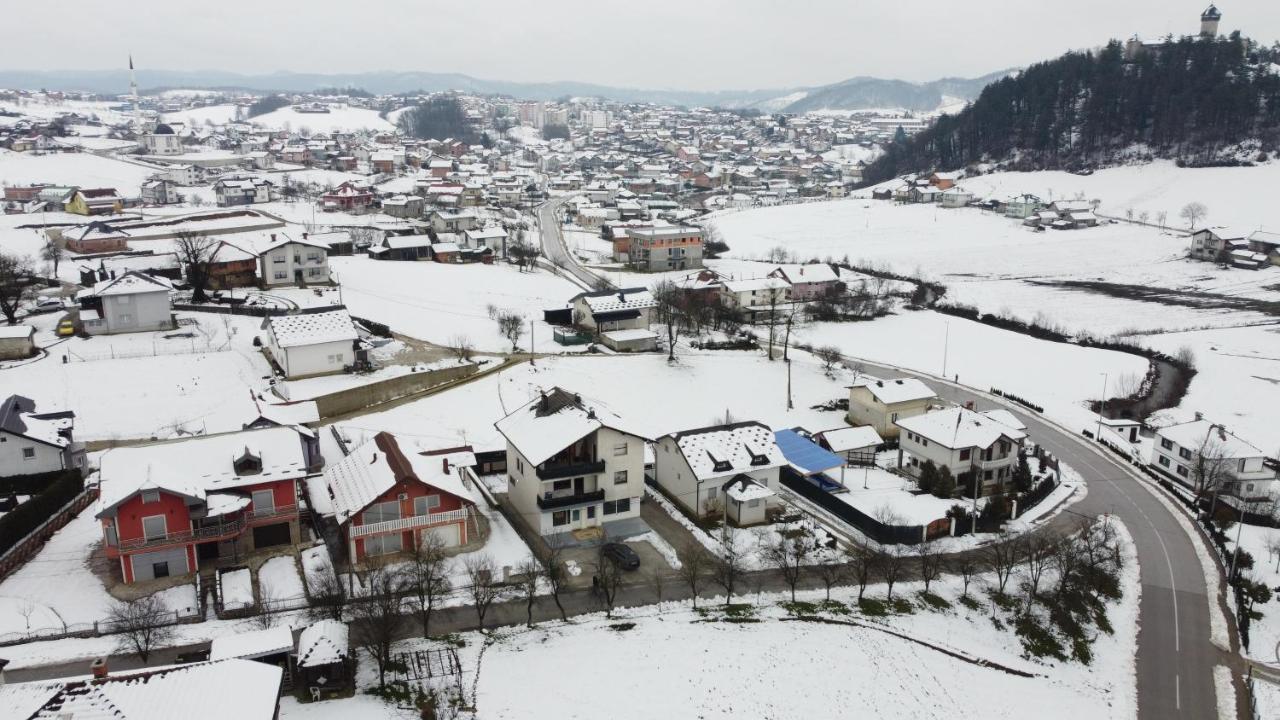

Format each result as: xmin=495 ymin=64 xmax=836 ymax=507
xmin=719 ymin=277 xmax=792 ymax=323
xmin=652 ymin=421 xmax=786 ymax=526
xmin=895 ymin=407 xmax=1027 ymax=497
xmin=1150 ymin=418 xmax=1278 ymax=505
xmin=494 ymin=387 xmax=649 ymax=537
xmin=225 ymin=232 xmax=331 ymax=288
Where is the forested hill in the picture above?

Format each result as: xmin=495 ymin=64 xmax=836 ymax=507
xmin=864 ymin=34 xmax=1280 ymax=183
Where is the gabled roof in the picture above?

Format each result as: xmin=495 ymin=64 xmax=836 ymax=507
xmin=494 ymin=387 xmax=646 ymax=466
xmin=770 ymin=263 xmax=839 ymax=285
xmin=895 ymin=407 xmax=1027 ymax=450
xmin=666 ymin=421 xmax=785 ymax=482
xmin=815 ymin=425 xmax=882 ymax=452
xmin=323 ymin=432 xmax=473 ymax=524
xmin=297 ymin=619 xmax=350 ymax=668
xmin=0 ymin=395 xmax=72 ymax=448
xmin=849 ymin=376 xmax=936 ymax=405
xmin=1154 ymin=419 xmax=1266 ymax=459
xmin=571 ymin=287 xmax=656 ymax=314
xmin=264 ymin=310 xmax=358 ymax=349
xmin=773 ymin=429 xmax=844 ymax=475
xmin=90 ymin=271 xmax=173 ymax=298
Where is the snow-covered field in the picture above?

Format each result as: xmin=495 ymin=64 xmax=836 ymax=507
xmin=0 ymin=148 xmax=158 ymax=190
xmin=162 ymin=104 xmax=241 ymax=127
xmin=247 ymin=105 xmax=394 ymax=133
xmin=329 ymin=256 xmax=585 ymax=353
xmin=1225 ymin=522 xmax=1280 ymax=664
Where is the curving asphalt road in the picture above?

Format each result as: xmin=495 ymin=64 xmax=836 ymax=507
xmin=534 ymin=202 xmax=1231 ymax=719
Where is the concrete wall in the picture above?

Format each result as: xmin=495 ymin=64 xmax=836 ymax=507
xmin=295 ymin=363 xmax=478 ymax=417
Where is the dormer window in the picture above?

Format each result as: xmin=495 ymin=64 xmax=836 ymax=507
xmin=707 ymin=451 xmax=732 ymax=473
xmin=233 ymin=447 xmax=263 ymax=476
xmin=141 ymin=489 xmax=160 ymax=504
xmin=744 ymin=443 xmax=770 ymax=466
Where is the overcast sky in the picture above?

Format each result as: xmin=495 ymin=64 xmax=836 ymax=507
xmin=4 ymin=1 xmax=1278 ymax=90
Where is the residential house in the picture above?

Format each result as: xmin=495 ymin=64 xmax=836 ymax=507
xmin=569 ymin=287 xmax=659 ymax=351
xmin=207 ymin=241 xmax=259 ymax=289
xmin=0 ymin=395 xmax=83 ymax=477
xmin=0 ymin=659 xmax=283 ymax=720
xmin=321 ymin=182 xmax=374 ymax=213
xmin=769 ymin=263 xmax=841 ymax=301
xmin=429 ymin=210 xmax=479 ymax=234
xmin=367 ymin=234 xmax=433 ymax=261
xmin=622 ymin=226 xmax=704 ymax=271
xmin=246 ymin=233 xmax=331 ymax=288
xmin=380 ymin=194 xmax=425 ymax=219
xmin=161 ymin=164 xmax=201 ymax=186
xmin=719 ymin=277 xmax=792 ymax=322
xmin=76 ymin=271 xmax=174 ymax=336
xmin=58 ymin=223 xmax=130 ymax=254
xmin=1189 ymin=227 xmax=1268 ymax=268
xmin=846 ymin=376 xmax=937 ymax=440
xmin=95 ymin=426 xmax=316 ymax=583
xmin=494 ymin=388 xmax=649 ymax=536
xmin=1004 ymin=194 xmax=1043 ymax=219
xmin=140 ymin=178 xmax=177 ymax=205
xmin=464 ymin=226 xmax=509 ymax=255
xmin=0 ymin=325 xmax=35 ymax=360
xmin=814 ymin=425 xmax=883 ymax=466
xmin=939 ymin=186 xmax=975 ymax=208
xmin=895 ymin=407 xmax=1027 ymax=496
xmin=262 ymin=309 xmax=361 ymax=379
xmin=214 ymin=177 xmax=274 ymax=207
xmin=64 ymin=188 xmax=123 ymax=216
xmin=324 ymin=432 xmax=478 ymax=562
xmin=653 ymin=421 xmax=786 ymax=526
xmin=1150 ymin=419 xmax=1278 ymax=504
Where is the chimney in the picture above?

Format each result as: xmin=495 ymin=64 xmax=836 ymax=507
xmin=442 ymin=457 xmax=450 ymax=474
xmin=270 ymin=233 xmax=277 ymax=241
xmin=91 ymin=657 xmax=107 ymax=679
xmin=0 ymin=657 xmax=8 ymax=685
xmin=1194 ymin=411 xmax=1203 ymax=421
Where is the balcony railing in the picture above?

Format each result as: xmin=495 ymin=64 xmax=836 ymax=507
xmin=536 ymin=460 xmax=605 ymax=481
xmin=350 ymin=508 xmax=471 ymax=538
xmin=114 ymin=505 xmax=297 ymax=552
xmin=536 ymin=489 xmax=605 ymax=510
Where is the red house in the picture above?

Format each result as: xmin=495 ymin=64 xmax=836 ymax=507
xmin=324 ymin=432 xmax=476 ymax=563
xmin=95 ymin=427 xmax=320 ymax=583
xmin=320 ymin=182 xmax=374 ymax=212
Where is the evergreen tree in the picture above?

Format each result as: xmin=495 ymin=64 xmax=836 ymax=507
xmin=933 ymin=466 xmax=956 ymax=499
xmin=917 ymin=460 xmax=939 ymax=494
xmin=1013 ymin=454 xmax=1033 ymax=494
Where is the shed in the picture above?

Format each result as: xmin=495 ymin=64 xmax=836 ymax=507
xmin=294 ymin=619 xmax=353 ymax=697
xmin=0 ymin=325 xmax=36 ymax=360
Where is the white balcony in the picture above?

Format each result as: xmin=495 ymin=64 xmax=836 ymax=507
xmin=350 ymin=508 xmax=470 ymax=538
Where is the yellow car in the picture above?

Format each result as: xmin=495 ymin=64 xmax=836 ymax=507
xmin=56 ymin=319 xmax=76 ymax=337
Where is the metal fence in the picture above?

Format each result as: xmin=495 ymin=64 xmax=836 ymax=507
xmin=779 ymin=467 xmax=927 ymax=545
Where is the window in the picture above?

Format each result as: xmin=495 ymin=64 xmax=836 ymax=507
xmin=890 ymin=412 xmax=899 ymax=423
xmin=327 ymin=353 xmax=345 ymax=364
xmin=552 ymin=510 xmax=570 ymax=526
xmin=141 ymin=515 xmax=167 ymax=540
xmin=747 ymin=499 xmax=761 ymax=508
xmin=1158 ymin=456 xmax=1170 ymax=467
xmin=517 ymin=458 xmax=524 ymax=473
xmin=1176 ymin=465 xmax=1189 ymax=477
xmin=586 ymin=506 xmax=596 ymax=519
xmin=1178 ymin=447 xmax=1192 ymax=460
xmin=306 ymin=252 xmax=321 ymax=262
xmin=364 ymin=501 xmax=401 ymax=525
xmin=272 ymin=255 xmax=285 ymax=264
xmin=117 ymin=313 xmax=132 ymax=325
xmin=364 ymin=532 xmax=403 ymax=557
xmin=603 ymin=498 xmax=632 ymax=515
xmin=552 ymin=479 xmax=572 ymax=492
xmin=22 ymin=447 xmax=36 ymax=460
xmin=613 ymin=442 xmax=628 ymax=456
xmin=1160 ymin=438 xmax=1173 ymax=450
xmin=983 ymin=470 xmax=993 ymax=480
xmin=613 ymin=470 xmax=629 ymax=485
xmin=959 ymin=449 xmax=971 ymax=461
xmin=1246 ymin=483 xmax=1256 ymax=493
xmin=413 ymin=495 xmax=442 ymax=516
xmin=141 ymin=489 xmax=160 ymax=504
xmin=274 ymin=271 xmax=287 ymax=280
xmin=151 ymin=561 xmax=170 ymax=579
xmin=251 ymin=489 xmax=275 ymax=516
xmin=104 ymin=524 xmax=117 ymax=546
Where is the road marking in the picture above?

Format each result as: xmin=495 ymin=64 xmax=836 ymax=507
xmin=1175 ymin=673 xmax=1180 ymax=710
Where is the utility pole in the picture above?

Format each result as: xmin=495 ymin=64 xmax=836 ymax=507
xmin=529 ymin=319 xmax=535 ymax=365
xmin=1095 ymin=372 xmax=1108 ymax=441
xmin=786 ymin=358 xmax=793 ymax=410
xmin=941 ymin=321 xmax=950 ymax=378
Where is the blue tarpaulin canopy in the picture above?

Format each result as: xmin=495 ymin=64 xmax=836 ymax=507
xmin=774 ymin=429 xmax=844 ymax=476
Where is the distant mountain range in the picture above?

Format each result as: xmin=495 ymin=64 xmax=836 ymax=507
xmin=0 ymin=68 xmax=1011 ymax=113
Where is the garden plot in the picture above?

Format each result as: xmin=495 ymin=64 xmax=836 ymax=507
xmin=258 ymin=556 xmax=307 ymax=607
xmin=0 ymin=510 xmax=197 ymax=640
xmin=219 ymin=568 xmax=255 ymax=612
xmin=327 ymin=256 xmax=587 ymax=353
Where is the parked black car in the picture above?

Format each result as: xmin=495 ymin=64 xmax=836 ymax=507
xmin=601 ymin=542 xmax=641 ymax=571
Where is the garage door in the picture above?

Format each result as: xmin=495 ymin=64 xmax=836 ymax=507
xmin=252 ymin=522 xmax=292 ymax=550
xmin=131 ymin=547 xmax=190 ymax=582
xmin=420 ymin=523 xmax=461 ymax=549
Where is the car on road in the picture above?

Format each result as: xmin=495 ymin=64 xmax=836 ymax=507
xmin=34 ymin=297 xmax=64 ymax=310
xmin=56 ymin=319 xmax=76 ymax=337
xmin=601 ymin=542 xmax=640 ymax=571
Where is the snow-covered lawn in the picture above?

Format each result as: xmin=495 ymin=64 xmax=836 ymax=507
xmin=830 ymin=466 xmax=960 ymax=525
xmin=1225 ymin=522 xmax=1280 ymax=664
xmin=219 ymin=568 xmax=255 ymax=611
xmin=0 ymin=148 xmax=158 ymax=190
xmin=0 ymin=510 xmax=197 ymax=640
xmin=328 ymin=256 xmax=586 ymax=353
xmin=248 ymin=105 xmax=394 ymax=133
xmin=258 ymin=556 xmax=307 ymax=606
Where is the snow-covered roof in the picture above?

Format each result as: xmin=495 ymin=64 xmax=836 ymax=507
xmin=91 ymin=271 xmax=173 ymax=297
xmin=771 ymin=263 xmax=839 ymax=284
xmin=895 ymin=407 xmax=1027 ymax=450
xmin=323 ymin=432 xmax=473 ymax=523
xmin=722 ymin=277 xmax=790 ymax=294
xmin=0 ymin=659 xmax=282 ymax=720
xmin=254 ymin=399 xmax=320 ymax=426
xmin=265 ymin=310 xmax=358 ymax=349
xmin=296 ymin=619 xmax=350 ymax=668
xmin=96 ymin=426 xmax=309 ymax=513
xmin=0 ymin=395 xmax=72 ymax=448
xmin=601 ymin=328 xmax=658 ymax=342
xmin=432 ymin=242 xmax=461 ymax=253
xmin=816 ymin=425 xmax=883 ymax=452
xmin=668 ymin=421 xmax=786 ymax=482
xmin=722 ymin=475 xmax=775 ymax=503
xmin=1154 ymin=419 xmax=1267 ymax=459
xmin=0 ymin=324 xmax=34 ymax=340
xmin=574 ymin=287 xmax=656 ymax=314
xmin=209 ymin=625 xmax=294 ymax=661
xmin=980 ymin=409 xmax=1027 ymax=432
xmin=495 ymin=387 xmax=645 ymax=466
xmin=849 ymin=376 xmax=936 ymax=405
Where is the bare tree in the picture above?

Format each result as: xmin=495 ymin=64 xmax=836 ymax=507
xmin=253 ymin=580 xmax=278 ymax=629
xmin=307 ymin=571 xmax=349 ymax=622
xmin=648 ymin=567 xmax=667 ymax=602
xmin=0 ymin=251 xmax=33 ymax=325
xmin=405 ymin=533 xmax=452 ymax=638
xmin=592 ymin=544 xmax=625 ymax=618
xmin=174 ymin=231 xmax=218 ymax=303
xmin=448 ymin=334 xmax=475 ymax=363
xmin=348 ymin=564 xmax=406 ymax=689
xmin=915 ymin=540 xmax=944 ymax=593
xmin=711 ymin=526 xmax=747 ymax=606
xmin=814 ymin=345 xmax=843 ymax=376
xmin=40 ymin=239 xmax=67 ymax=279
xmin=463 ymin=553 xmax=503 ymax=632
xmin=875 ymin=544 xmax=909 ymax=600
xmin=515 ymin=557 xmax=543 ymax=628
xmin=1179 ymin=201 xmax=1208 ymax=231
xmin=762 ymin=533 xmax=810 ymax=602
xmin=844 ymin=541 xmax=876 ymax=601
xmin=495 ymin=311 xmax=525 ymax=352
xmin=509 ymin=238 xmax=540 ymax=271
xmin=813 ymin=553 xmax=847 ymax=601
xmin=542 ymin=543 xmax=570 ymax=621
xmin=984 ymin=533 xmax=1021 ymax=596
xmin=107 ymin=595 xmax=176 ymax=663
xmin=651 ymin=280 xmax=686 ymax=362
xmin=677 ymin=542 xmax=713 ymax=609
xmin=1193 ymin=436 xmax=1232 ymax=508
xmin=949 ymin=553 xmax=984 ymax=599
xmin=1021 ymin=533 xmax=1058 ymax=611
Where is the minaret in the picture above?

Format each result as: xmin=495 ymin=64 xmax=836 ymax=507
xmin=129 ymin=54 xmax=140 ymax=128
xmin=1200 ymin=4 xmax=1221 ymax=38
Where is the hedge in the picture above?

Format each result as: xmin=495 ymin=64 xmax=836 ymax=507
xmin=0 ymin=470 xmax=85 ymax=556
